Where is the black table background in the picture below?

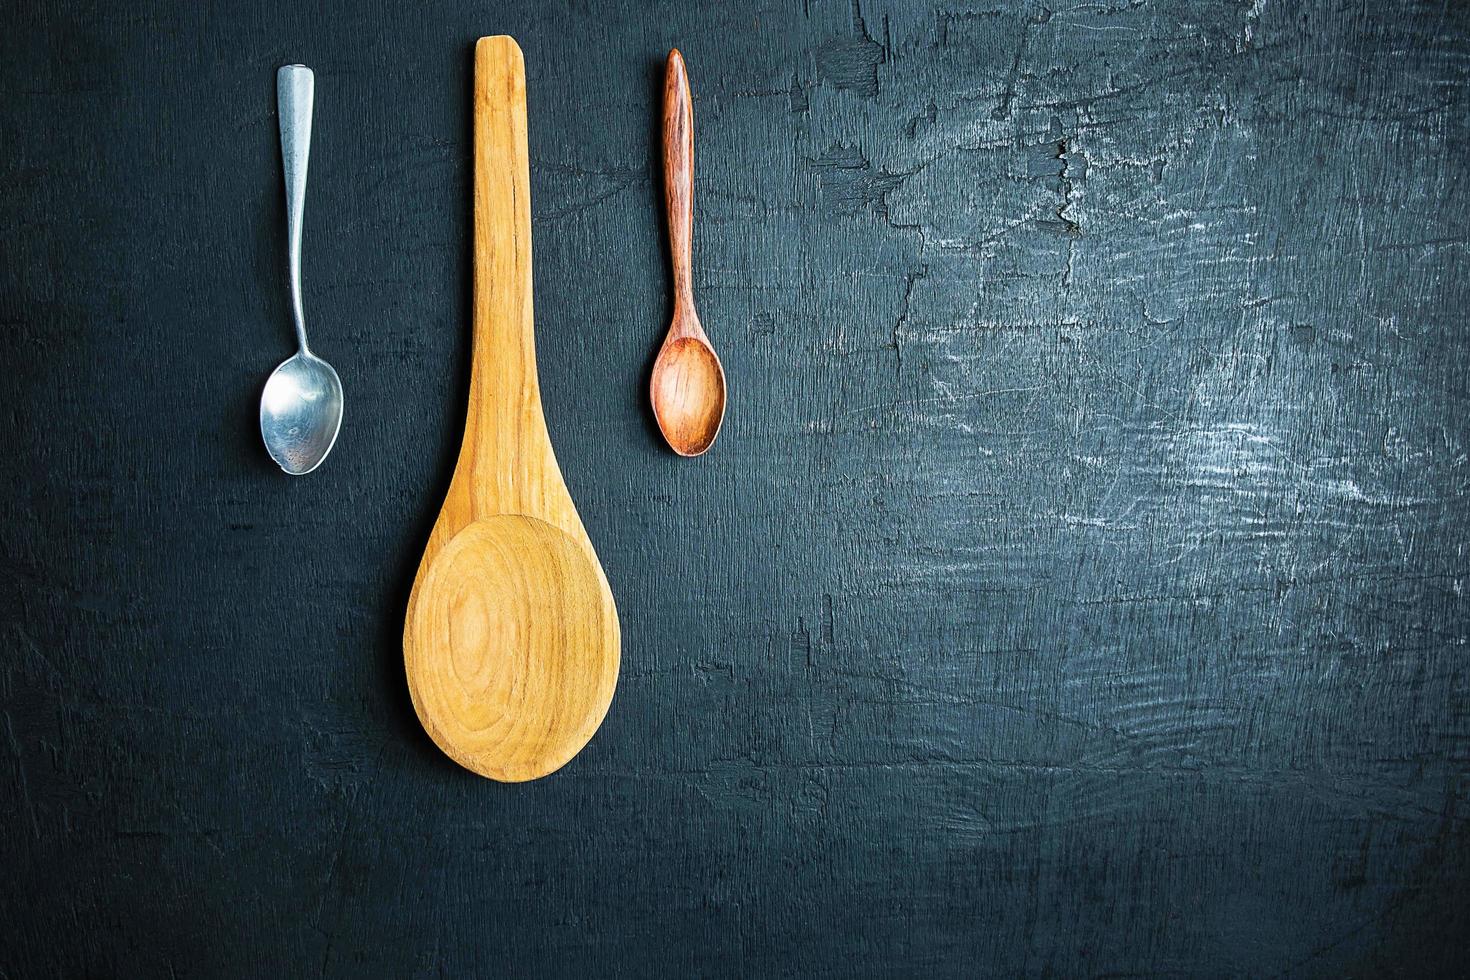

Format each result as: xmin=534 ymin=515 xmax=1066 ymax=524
xmin=4 ymin=0 xmax=1469 ymax=975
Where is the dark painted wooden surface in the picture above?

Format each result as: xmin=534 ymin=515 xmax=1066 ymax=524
xmin=3 ymin=1 xmax=1468 ymax=975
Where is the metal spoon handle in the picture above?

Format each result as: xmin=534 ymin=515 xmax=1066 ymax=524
xmin=278 ymin=65 xmax=314 ymax=354
xmin=662 ymin=49 xmax=695 ymax=312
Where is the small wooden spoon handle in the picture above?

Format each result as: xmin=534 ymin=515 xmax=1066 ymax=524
xmin=663 ymin=49 xmax=695 ymax=316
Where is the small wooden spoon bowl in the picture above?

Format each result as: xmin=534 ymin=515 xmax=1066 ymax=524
xmin=651 ymin=332 xmax=726 ymax=456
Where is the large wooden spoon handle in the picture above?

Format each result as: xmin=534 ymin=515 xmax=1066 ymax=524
xmin=473 ymin=37 xmax=535 ymax=399
xmin=452 ymin=36 xmax=568 ymax=523
xmin=663 ymin=48 xmax=695 ymax=313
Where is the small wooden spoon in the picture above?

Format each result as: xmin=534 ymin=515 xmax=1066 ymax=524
xmin=403 ymin=37 xmax=619 ymax=782
xmin=650 ymin=48 xmax=727 ymax=457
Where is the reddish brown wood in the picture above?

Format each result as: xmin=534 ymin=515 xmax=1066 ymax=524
xmin=650 ymin=47 xmax=726 ymax=457
xmin=663 ymin=48 xmax=696 ymax=312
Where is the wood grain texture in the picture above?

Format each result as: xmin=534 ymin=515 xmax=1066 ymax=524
xmin=403 ymin=36 xmax=619 ymax=782
xmin=2 ymin=0 xmax=1469 ymax=976
xmin=662 ymin=48 xmax=697 ymax=311
xmin=650 ymin=48 xmax=727 ymax=456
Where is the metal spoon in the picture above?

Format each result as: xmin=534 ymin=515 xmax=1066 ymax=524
xmin=650 ymin=49 xmax=726 ymax=457
xmin=260 ymin=64 xmax=342 ymax=475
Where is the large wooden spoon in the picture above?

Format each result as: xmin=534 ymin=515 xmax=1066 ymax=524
xmin=650 ymin=48 xmax=727 ymax=457
xmin=403 ymin=36 xmax=620 ymax=782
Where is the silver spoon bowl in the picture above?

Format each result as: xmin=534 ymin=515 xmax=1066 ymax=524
xmin=261 ymin=351 xmax=342 ymax=474
xmin=261 ymin=64 xmax=343 ymax=475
